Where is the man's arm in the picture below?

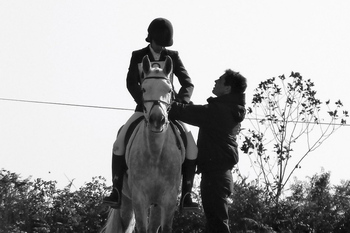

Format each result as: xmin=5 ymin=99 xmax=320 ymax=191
xmin=169 ymin=102 xmax=210 ymax=127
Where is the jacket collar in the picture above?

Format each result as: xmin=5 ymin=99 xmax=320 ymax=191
xmin=207 ymin=93 xmax=246 ymax=106
xmin=147 ymin=45 xmax=167 ymax=61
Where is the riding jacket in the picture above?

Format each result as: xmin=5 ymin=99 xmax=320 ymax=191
xmin=126 ymin=45 xmax=194 ymax=112
xmin=169 ymin=93 xmax=246 ymax=173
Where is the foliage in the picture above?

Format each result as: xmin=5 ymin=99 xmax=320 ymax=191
xmin=173 ymin=211 xmax=205 ymax=233
xmin=240 ymin=72 xmax=349 ymax=203
xmin=229 ymin=178 xmax=274 ymax=232
xmin=0 ymin=169 xmax=109 ymax=233
xmin=1 ymin=169 xmax=350 ymax=232
xmin=228 ymin=171 xmax=350 ymax=233
xmin=283 ymin=171 xmax=350 ymax=232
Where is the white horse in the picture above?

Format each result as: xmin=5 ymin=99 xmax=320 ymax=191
xmin=102 ymin=55 xmax=185 ymax=233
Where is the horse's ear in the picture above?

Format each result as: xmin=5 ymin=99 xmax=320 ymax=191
xmin=142 ymin=55 xmax=151 ymax=75
xmin=163 ymin=56 xmax=173 ymax=76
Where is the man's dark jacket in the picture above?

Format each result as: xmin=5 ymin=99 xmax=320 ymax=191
xmin=126 ymin=46 xmax=194 ymax=112
xmin=170 ymin=93 xmax=246 ymax=173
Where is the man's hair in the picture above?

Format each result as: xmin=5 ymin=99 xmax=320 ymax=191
xmin=224 ymin=69 xmax=247 ymax=94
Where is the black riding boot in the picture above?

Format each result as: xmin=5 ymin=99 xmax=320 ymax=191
xmin=180 ymin=158 xmax=200 ymax=212
xmin=102 ymin=154 xmax=127 ymax=209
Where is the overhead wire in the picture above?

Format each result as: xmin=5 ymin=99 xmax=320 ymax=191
xmin=0 ymin=97 xmax=349 ymax=126
xmin=0 ymin=97 xmax=134 ymax=111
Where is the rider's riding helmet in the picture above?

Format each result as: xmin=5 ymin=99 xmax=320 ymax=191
xmin=145 ymin=18 xmax=173 ymax=47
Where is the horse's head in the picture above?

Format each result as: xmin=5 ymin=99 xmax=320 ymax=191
xmin=141 ymin=55 xmax=174 ymax=133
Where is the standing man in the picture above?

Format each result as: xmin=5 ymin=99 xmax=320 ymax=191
xmin=169 ymin=69 xmax=247 ymax=232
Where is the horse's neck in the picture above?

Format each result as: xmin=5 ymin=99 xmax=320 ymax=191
xmin=141 ymin=123 xmax=169 ymax=154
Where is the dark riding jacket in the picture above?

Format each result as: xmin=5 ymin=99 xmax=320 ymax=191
xmin=126 ymin=46 xmax=194 ymax=112
xmin=169 ymin=93 xmax=246 ymax=173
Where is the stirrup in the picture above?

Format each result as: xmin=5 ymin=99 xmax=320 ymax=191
xmin=180 ymin=192 xmax=201 ymax=213
xmin=102 ymin=188 xmax=121 ymax=209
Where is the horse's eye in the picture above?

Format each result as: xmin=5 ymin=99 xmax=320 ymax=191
xmin=142 ymin=88 xmax=146 ymax=93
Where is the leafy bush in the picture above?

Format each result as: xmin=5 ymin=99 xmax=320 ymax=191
xmin=2 ymin=169 xmax=350 ymax=233
xmin=0 ymin=169 xmax=109 ymax=233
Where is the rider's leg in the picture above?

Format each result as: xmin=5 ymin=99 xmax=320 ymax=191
xmin=181 ymin=158 xmax=200 ymax=211
xmin=179 ymin=122 xmax=200 ymax=211
xmin=183 ymin=123 xmax=198 ymax=160
xmin=103 ymin=111 xmax=143 ymax=208
xmin=102 ymin=153 xmax=127 ymax=208
xmin=113 ymin=111 xmax=144 ymax=156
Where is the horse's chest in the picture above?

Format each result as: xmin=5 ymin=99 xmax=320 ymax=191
xmin=129 ymin=151 xmax=180 ymax=184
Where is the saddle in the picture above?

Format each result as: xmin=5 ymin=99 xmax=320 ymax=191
xmin=124 ymin=116 xmax=187 ymax=150
xmin=170 ymin=120 xmax=187 ymax=149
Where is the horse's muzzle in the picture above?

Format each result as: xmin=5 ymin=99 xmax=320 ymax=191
xmin=148 ymin=109 xmax=169 ymax=133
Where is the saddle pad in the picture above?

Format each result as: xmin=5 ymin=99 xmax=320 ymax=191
xmin=124 ymin=116 xmax=144 ymax=148
xmin=170 ymin=120 xmax=187 ymax=149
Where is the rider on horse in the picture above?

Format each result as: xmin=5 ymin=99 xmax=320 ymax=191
xmin=103 ymin=18 xmax=199 ymax=212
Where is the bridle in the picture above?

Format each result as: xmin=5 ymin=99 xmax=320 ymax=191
xmin=141 ymin=76 xmax=175 ymax=124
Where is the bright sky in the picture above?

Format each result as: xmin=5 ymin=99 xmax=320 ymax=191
xmin=1 ymin=0 xmax=350 ymax=189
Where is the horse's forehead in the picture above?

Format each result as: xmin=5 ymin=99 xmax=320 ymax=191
xmin=142 ymin=77 xmax=171 ymax=89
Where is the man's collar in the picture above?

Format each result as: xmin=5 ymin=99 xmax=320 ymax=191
xmin=207 ymin=93 xmax=246 ymax=105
